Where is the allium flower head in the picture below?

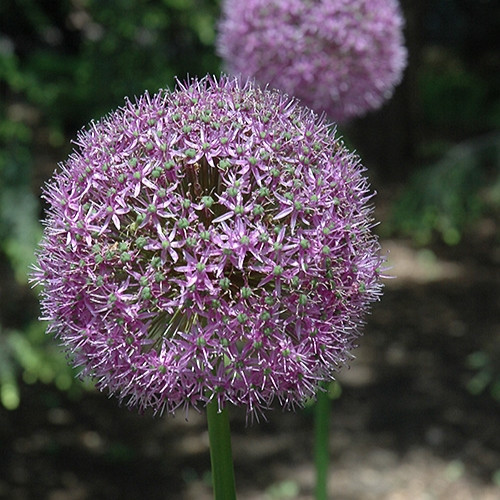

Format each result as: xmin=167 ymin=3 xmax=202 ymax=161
xmin=32 ymin=75 xmax=383 ymax=417
xmin=217 ymin=0 xmax=407 ymax=123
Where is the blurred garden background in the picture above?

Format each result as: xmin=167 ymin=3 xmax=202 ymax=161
xmin=0 ymin=0 xmax=499 ymax=498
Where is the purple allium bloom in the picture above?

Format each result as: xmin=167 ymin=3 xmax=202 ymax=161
xmin=217 ymin=0 xmax=407 ymax=123
xmin=32 ymin=75 xmax=383 ymax=418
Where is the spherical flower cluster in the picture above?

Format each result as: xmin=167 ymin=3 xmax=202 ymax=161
xmin=217 ymin=0 xmax=407 ymax=123
xmin=32 ymin=75 xmax=383 ymax=417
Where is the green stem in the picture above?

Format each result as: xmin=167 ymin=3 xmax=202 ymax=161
xmin=207 ymin=399 xmax=237 ymax=500
xmin=314 ymin=387 xmax=331 ymax=500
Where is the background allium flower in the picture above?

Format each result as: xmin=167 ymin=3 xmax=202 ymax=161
xmin=33 ymin=75 xmax=383 ymax=417
xmin=217 ymin=0 xmax=408 ymax=123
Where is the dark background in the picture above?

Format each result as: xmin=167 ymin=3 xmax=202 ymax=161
xmin=0 ymin=0 xmax=499 ymax=498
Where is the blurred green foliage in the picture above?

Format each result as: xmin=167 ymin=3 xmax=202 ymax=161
xmin=419 ymin=66 xmax=498 ymax=135
xmin=465 ymin=351 xmax=500 ymax=402
xmin=387 ymin=0 xmax=500 ymax=244
xmin=1 ymin=0 xmax=221 ymax=129
xmin=388 ymin=133 xmax=500 ymax=245
xmin=0 ymin=322 xmax=94 ymax=410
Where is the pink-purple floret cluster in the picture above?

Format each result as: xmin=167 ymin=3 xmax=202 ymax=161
xmin=217 ymin=0 xmax=407 ymax=123
xmin=33 ymin=76 xmax=383 ymax=417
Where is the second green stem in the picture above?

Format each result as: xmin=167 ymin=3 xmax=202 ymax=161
xmin=314 ymin=386 xmax=331 ymax=500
